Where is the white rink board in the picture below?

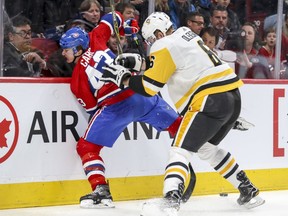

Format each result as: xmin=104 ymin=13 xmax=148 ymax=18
xmin=0 ymin=79 xmax=288 ymax=184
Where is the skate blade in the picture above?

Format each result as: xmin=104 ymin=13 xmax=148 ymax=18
xmin=80 ymin=199 xmax=115 ymax=209
xmin=140 ymin=198 xmax=178 ymax=216
xmin=243 ymin=196 xmax=265 ymax=209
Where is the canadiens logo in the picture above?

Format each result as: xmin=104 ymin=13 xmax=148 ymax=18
xmin=72 ymin=32 xmax=80 ymax=38
xmin=0 ymin=96 xmax=19 ymax=163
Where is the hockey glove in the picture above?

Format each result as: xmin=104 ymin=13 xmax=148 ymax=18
xmin=101 ymin=63 xmax=132 ymax=88
xmin=124 ymin=18 xmax=139 ymax=36
xmin=114 ymin=53 xmax=143 ymax=72
xmin=233 ymin=117 xmax=255 ymax=131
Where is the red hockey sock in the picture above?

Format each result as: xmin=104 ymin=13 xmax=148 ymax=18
xmin=76 ymin=138 xmax=107 ymax=190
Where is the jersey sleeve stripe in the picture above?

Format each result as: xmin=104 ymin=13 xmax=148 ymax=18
xmin=141 ymin=75 xmax=165 ymax=95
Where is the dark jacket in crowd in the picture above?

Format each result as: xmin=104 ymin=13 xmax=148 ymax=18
xmin=3 ymin=42 xmax=39 ymax=77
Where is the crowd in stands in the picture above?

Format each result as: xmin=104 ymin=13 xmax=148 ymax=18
xmin=2 ymin=0 xmax=288 ymax=79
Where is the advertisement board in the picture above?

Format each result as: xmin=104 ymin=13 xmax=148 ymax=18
xmin=0 ymin=78 xmax=288 ymax=209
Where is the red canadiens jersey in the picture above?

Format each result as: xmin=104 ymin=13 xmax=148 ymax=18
xmin=70 ymin=13 xmax=134 ymax=115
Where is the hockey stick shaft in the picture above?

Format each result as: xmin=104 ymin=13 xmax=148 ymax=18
xmin=109 ymin=0 xmax=123 ymax=54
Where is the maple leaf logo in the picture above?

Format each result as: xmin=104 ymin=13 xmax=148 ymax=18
xmin=0 ymin=118 xmax=12 ymax=148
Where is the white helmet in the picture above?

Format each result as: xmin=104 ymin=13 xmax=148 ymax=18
xmin=141 ymin=12 xmax=173 ymax=45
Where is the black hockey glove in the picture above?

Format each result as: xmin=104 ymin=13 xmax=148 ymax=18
xmin=114 ymin=53 xmax=143 ymax=72
xmin=233 ymin=117 xmax=255 ymax=131
xmin=101 ymin=63 xmax=132 ymax=88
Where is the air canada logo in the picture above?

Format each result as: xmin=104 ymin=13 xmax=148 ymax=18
xmin=0 ymin=96 xmax=19 ymax=163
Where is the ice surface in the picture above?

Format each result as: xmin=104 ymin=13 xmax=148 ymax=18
xmin=1 ymin=190 xmax=287 ymax=216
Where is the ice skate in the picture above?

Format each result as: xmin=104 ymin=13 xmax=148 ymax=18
xmin=237 ymin=171 xmax=265 ymax=209
xmin=79 ymin=184 xmax=115 ymax=209
xmin=140 ymin=183 xmax=184 ymax=216
xmin=163 ymin=189 xmax=182 ymax=211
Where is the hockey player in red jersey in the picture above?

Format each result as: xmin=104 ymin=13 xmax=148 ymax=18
xmin=59 ymin=12 xmax=182 ymax=209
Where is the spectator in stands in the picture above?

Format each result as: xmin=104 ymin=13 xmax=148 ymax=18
xmin=5 ymin=0 xmax=83 ymax=35
xmin=5 ymin=0 xmax=46 ymax=34
xmin=186 ymin=11 xmax=205 ymax=35
xmin=258 ymin=27 xmax=287 ymax=77
xmin=239 ymin=23 xmax=259 ymax=62
xmin=129 ymin=0 xmax=149 ymax=29
xmin=281 ymin=12 xmax=288 ymax=65
xmin=107 ymin=34 xmax=127 ymax=55
xmin=258 ymin=28 xmax=277 ymax=65
xmin=155 ymin=0 xmax=170 ymax=15
xmin=212 ymin=0 xmax=241 ymax=31
xmin=200 ymin=26 xmax=237 ymax=69
xmin=115 ymin=3 xmax=146 ymax=56
xmin=79 ymin=0 xmax=102 ymax=26
xmin=97 ymin=0 xmax=108 ymax=13
xmin=42 ymin=0 xmax=83 ymax=41
xmin=264 ymin=11 xmax=288 ymax=73
xmin=209 ymin=5 xmax=229 ymax=50
xmin=282 ymin=12 xmax=288 ymax=38
xmin=3 ymin=15 xmax=49 ymax=77
xmin=42 ymin=1 xmax=103 ymax=77
xmin=236 ymin=22 xmax=272 ymax=79
xmin=66 ymin=0 xmax=103 ymax=33
xmin=192 ymin=0 xmax=212 ymax=26
xmin=64 ymin=18 xmax=95 ymax=34
xmin=126 ymin=0 xmax=172 ymax=31
xmin=115 ymin=3 xmax=136 ymax=20
xmin=169 ymin=0 xmax=196 ymax=29
xmin=200 ymin=26 xmax=219 ymax=50
xmin=230 ymin=0 xmax=245 ymax=25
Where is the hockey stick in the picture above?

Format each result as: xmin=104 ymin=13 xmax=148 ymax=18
xmin=181 ymin=162 xmax=196 ymax=203
xmin=109 ymin=0 xmax=123 ymax=54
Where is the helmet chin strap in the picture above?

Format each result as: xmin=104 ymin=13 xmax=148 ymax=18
xmin=73 ymin=51 xmax=83 ymax=63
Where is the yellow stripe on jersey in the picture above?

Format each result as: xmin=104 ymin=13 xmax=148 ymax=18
xmin=175 ymin=68 xmax=243 ymax=110
xmin=173 ymin=96 xmax=206 ymax=147
xmin=192 ymin=80 xmax=243 ymax=106
xmin=143 ymin=48 xmax=177 ymax=95
xmin=143 ymin=84 xmax=159 ymax=96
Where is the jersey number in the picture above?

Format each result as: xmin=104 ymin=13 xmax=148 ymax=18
xmin=197 ymin=40 xmax=222 ymax=66
xmin=85 ymin=50 xmax=114 ymax=90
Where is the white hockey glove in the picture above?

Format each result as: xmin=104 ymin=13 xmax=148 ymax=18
xmin=115 ymin=53 xmax=143 ymax=72
xmin=101 ymin=63 xmax=132 ymax=88
xmin=233 ymin=117 xmax=255 ymax=131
